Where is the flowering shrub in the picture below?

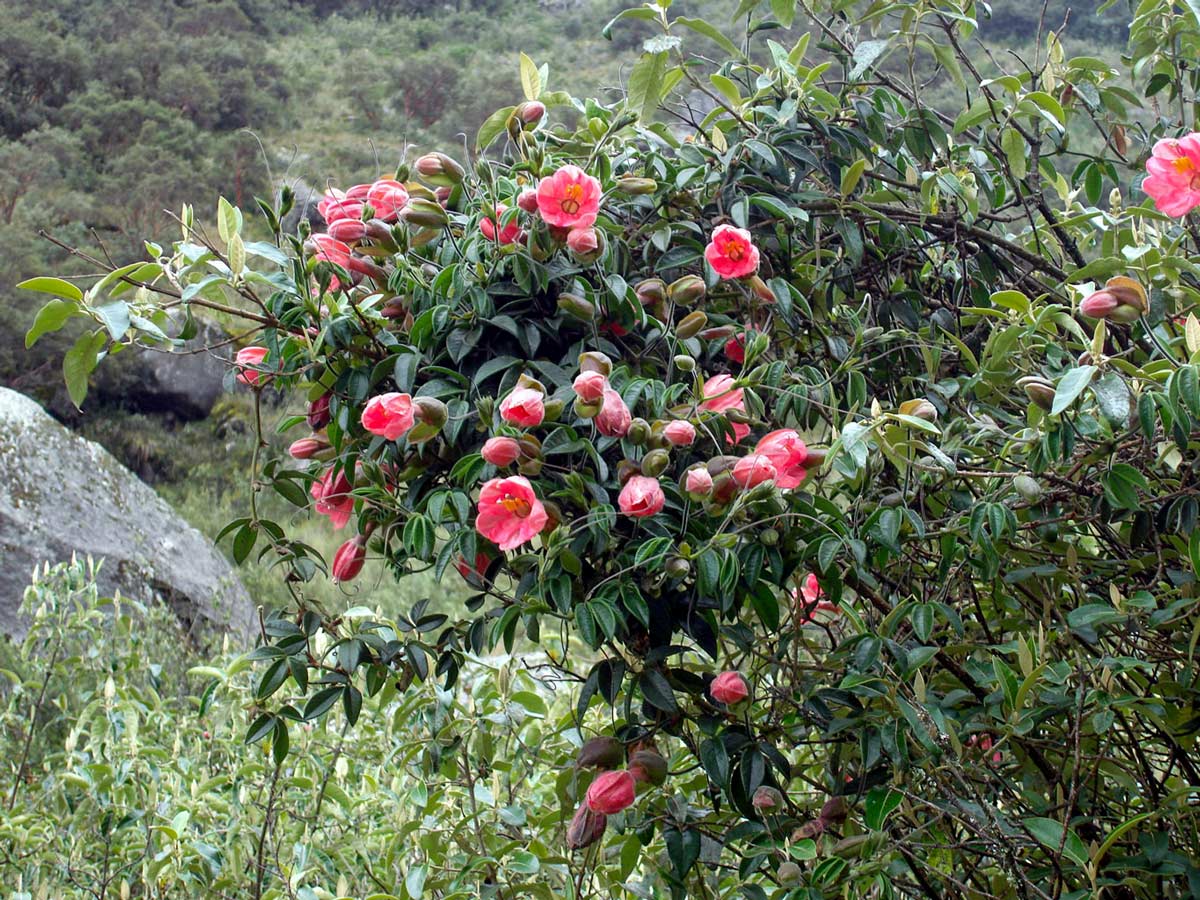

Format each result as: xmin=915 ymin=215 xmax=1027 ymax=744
xmin=20 ymin=0 xmax=1200 ymax=896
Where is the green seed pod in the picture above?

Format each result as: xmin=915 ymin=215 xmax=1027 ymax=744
xmin=615 ymin=176 xmax=658 ymax=195
xmin=675 ymin=310 xmax=709 ymax=340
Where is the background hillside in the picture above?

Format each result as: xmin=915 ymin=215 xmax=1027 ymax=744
xmin=0 ymin=0 xmax=1129 ymax=608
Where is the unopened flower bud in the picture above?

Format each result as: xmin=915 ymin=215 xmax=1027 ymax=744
xmin=542 ymin=397 xmax=565 ymax=421
xmin=401 ymin=198 xmax=450 ymax=228
xmin=665 ymin=556 xmax=691 ymax=579
xmin=576 ymin=736 xmax=624 ymax=769
xmin=674 ymin=354 xmax=696 ymax=372
xmin=405 ymin=421 xmax=441 ymax=444
xmin=635 ymin=278 xmax=667 ymax=307
xmin=327 ymin=219 xmax=368 ymax=243
xmin=414 ymin=152 xmax=465 ymax=186
xmin=1013 ymin=474 xmax=1043 ymax=503
xmin=685 ymin=466 xmax=713 ymax=497
xmin=752 ymin=786 xmax=785 ymax=812
xmin=747 ymin=275 xmax=776 ymax=304
xmin=617 ymin=459 xmax=641 ymax=485
xmin=558 ymin=293 xmax=596 ymax=321
xmin=289 ymin=437 xmax=328 ymax=459
xmin=566 ymin=802 xmax=607 ymax=850
xmin=307 ymin=393 xmax=332 ymax=430
xmin=516 ymin=100 xmax=546 ymax=126
xmin=517 ymin=188 xmax=539 ymax=213
xmin=476 ymin=396 xmax=495 ymax=424
xmin=698 ymin=325 xmax=738 ymax=341
xmin=668 ymin=274 xmax=706 ymax=305
xmin=628 ymin=750 xmax=668 ymax=785
xmin=615 ymin=176 xmax=657 ymax=195
xmin=567 ymin=227 xmax=603 ymax=263
xmin=413 ymin=396 xmax=448 ymax=428
xmin=778 ymin=862 xmax=802 ymax=885
xmin=641 ymin=448 xmax=670 ymax=477
xmin=381 ymin=298 xmax=407 ymax=319
xmin=627 ymin=418 xmax=650 ymax=445
xmin=1017 ymin=376 xmax=1056 ymax=411
xmin=898 ymin=398 xmax=938 ymax=422
xmin=1081 ymin=276 xmax=1147 ymax=323
xmin=574 ymin=397 xmax=602 ymax=418
xmin=578 ymin=351 xmax=613 ymax=376
xmin=331 ymin=536 xmax=367 ymax=583
xmin=675 ymin=310 xmax=709 ymax=340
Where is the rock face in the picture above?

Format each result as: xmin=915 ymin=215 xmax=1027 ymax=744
xmin=91 ymin=318 xmax=229 ymax=421
xmin=0 ymin=388 xmax=256 ymax=641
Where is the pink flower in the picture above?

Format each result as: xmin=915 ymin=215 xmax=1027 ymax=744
xmin=705 ymin=224 xmax=760 ymax=279
xmin=361 ymin=392 xmax=416 ymax=441
xmin=684 ymin=466 xmax=713 ymax=496
xmin=499 ymin=388 xmax=545 ymax=427
xmin=596 ymin=389 xmax=632 ymax=437
xmin=619 ymin=476 xmax=665 ymax=518
xmin=345 ymin=183 xmax=372 ymax=200
xmin=586 ymin=770 xmax=636 ymax=815
xmin=234 ymin=346 xmax=270 ymax=386
xmin=755 ymin=429 xmax=809 ymax=489
xmin=567 ymin=227 xmax=599 ymax=255
xmin=795 ymin=573 xmax=839 ymax=624
xmin=663 ymin=420 xmax=696 ymax=446
xmin=482 ymin=436 xmax=522 ymax=466
xmin=311 ymin=233 xmax=354 ymax=269
xmin=517 ymin=188 xmax=539 ymax=213
xmin=327 ymin=219 xmax=368 ymax=243
xmin=475 ymin=476 xmax=548 ymax=551
xmin=710 ymin=671 xmax=749 ymax=705
xmin=573 ymin=371 xmax=608 ymax=404
xmin=311 ymin=467 xmax=355 ymax=529
xmin=732 ymin=454 xmax=776 ymax=488
xmin=536 ymin=164 xmax=602 ymax=229
xmin=725 ymin=330 xmax=756 ymax=364
xmin=700 ymin=374 xmax=744 ymax=414
xmin=454 ymin=551 xmax=492 ymax=586
xmin=331 ymin=536 xmax=366 ymax=583
xmin=1143 ymin=134 xmax=1200 ymax=217
xmin=480 ymin=203 xmax=522 ymax=245
xmin=366 ymin=179 xmax=410 ymax=222
xmin=967 ymin=734 xmax=1003 ymax=764
xmin=317 ymin=188 xmax=363 ymax=223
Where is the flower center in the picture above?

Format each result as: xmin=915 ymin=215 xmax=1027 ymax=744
xmin=501 ymin=494 xmax=531 ymax=517
xmin=724 ymin=240 xmax=744 ymax=261
xmin=560 ymin=184 xmax=583 ymax=214
xmin=1175 ymin=157 xmax=1196 ymax=175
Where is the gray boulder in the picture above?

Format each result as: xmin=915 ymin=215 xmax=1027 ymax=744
xmin=0 ymin=388 xmax=256 ymax=641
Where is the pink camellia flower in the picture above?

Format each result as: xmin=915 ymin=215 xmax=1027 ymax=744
xmin=573 ymin=370 xmax=608 ymax=404
xmin=1142 ymin=134 xmax=1200 ymax=217
xmin=596 ymin=388 xmax=632 ymax=437
xmin=705 ymin=224 xmax=760 ymax=279
xmin=619 ymin=476 xmax=665 ymax=518
xmin=311 ymin=467 xmax=354 ymax=529
xmin=795 ymin=572 xmax=839 ymax=624
xmin=516 ymin=188 xmax=539 ymax=213
xmin=344 ymin=183 xmax=372 ymax=200
xmin=567 ymin=227 xmax=599 ymax=255
xmin=311 ymin=233 xmax=354 ymax=269
xmin=366 ymin=179 xmax=409 ymax=222
xmin=499 ymin=387 xmax=545 ymax=427
xmin=710 ymin=671 xmax=750 ymax=705
xmin=361 ymin=392 xmax=416 ymax=441
xmin=700 ymin=374 xmax=744 ymax=414
xmin=480 ymin=203 xmax=522 ymax=245
xmin=663 ymin=420 xmax=696 ymax=447
xmin=685 ymin=466 xmax=713 ymax=496
xmin=536 ymin=164 xmax=602 ymax=229
xmin=585 ymin=770 xmax=636 ymax=815
xmin=475 ymin=476 xmax=549 ymax=551
xmin=755 ymin=429 xmax=809 ymax=489
xmin=732 ymin=454 xmax=777 ymax=489
xmin=331 ymin=536 xmax=367 ymax=583
xmin=481 ymin=436 xmax=522 ymax=466
xmin=317 ymin=188 xmax=364 ymax=223
xmin=234 ymin=346 xmax=270 ymax=386
xmin=326 ymin=219 xmax=368 ymax=243
xmin=967 ymin=733 xmax=1003 ymax=764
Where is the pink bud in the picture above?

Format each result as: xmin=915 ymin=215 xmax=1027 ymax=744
xmin=517 ymin=189 xmax=539 ymax=213
xmin=684 ymin=466 xmax=713 ymax=497
xmin=234 ymin=346 xmax=270 ymax=386
xmin=663 ymin=420 xmax=696 ymax=447
xmin=567 ymin=227 xmax=599 ymax=255
xmin=519 ymin=100 xmax=546 ymax=124
xmin=326 ymin=219 xmax=368 ymax=243
xmin=331 ymin=536 xmax=367 ymax=583
xmin=288 ymin=437 xmax=327 ymax=459
xmin=566 ymin=801 xmax=607 ymax=849
xmin=710 ymin=671 xmax=749 ymax=705
xmin=573 ymin=371 xmax=608 ymax=404
xmin=752 ymin=786 xmax=784 ymax=811
xmin=586 ymin=770 xmax=636 ymax=815
xmin=1080 ymin=290 xmax=1119 ymax=319
xmin=481 ymin=436 xmax=522 ymax=466
xmin=732 ymin=454 xmax=777 ymax=489
xmin=307 ymin=393 xmax=332 ymax=430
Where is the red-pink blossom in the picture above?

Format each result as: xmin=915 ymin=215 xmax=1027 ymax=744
xmin=327 ymin=219 xmax=368 ymax=243
xmin=663 ymin=420 xmax=696 ymax=447
xmin=331 ymin=536 xmax=367 ymax=583
xmin=573 ymin=371 xmax=608 ymax=403
xmin=366 ymin=179 xmax=410 ymax=222
xmin=732 ymin=454 xmax=777 ymax=489
xmin=795 ymin=573 xmax=839 ymax=624
xmin=289 ymin=438 xmax=326 ymax=459
xmin=310 ymin=233 xmax=354 ymax=269
xmin=586 ymin=770 xmax=636 ymax=815
xmin=755 ymin=429 xmax=809 ymax=489
xmin=311 ymin=467 xmax=355 ymax=530
xmin=481 ymin=436 xmax=522 ymax=466
xmin=619 ymin=476 xmax=665 ymax=518
xmin=454 ymin=551 xmax=492 ymax=586
xmin=596 ymin=388 xmax=632 ymax=437
xmin=725 ymin=331 xmax=755 ymax=364
xmin=317 ymin=188 xmax=364 ymax=223
xmin=499 ymin=387 xmax=545 ymax=427
xmin=234 ymin=346 xmax=270 ymax=386
xmin=536 ymin=164 xmax=602 ymax=229
xmin=567 ymin=227 xmax=599 ymax=255
xmin=361 ymin=392 xmax=416 ymax=441
xmin=1143 ymin=134 xmax=1200 ymax=217
xmin=685 ymin=466 xmax=713 ymax=496
xmin=710 ymin=671 xmax=749 ymax=705
xmin=475 ymin=476 xmax=548 ymax=551
xmin=705 ymin=224 xmax=760 ymax=279
xmin=700 ymin=374 xmax=745 ymax=414
xmin=480 ymin=203 xmax=522 ymax=245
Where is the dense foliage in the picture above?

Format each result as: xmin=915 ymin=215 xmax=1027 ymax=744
xmin=14 ymin=0 xmax=1200 ymax=898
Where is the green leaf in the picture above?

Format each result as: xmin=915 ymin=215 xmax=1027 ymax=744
xmin=25 ymin=299 xmax=79 ymax=349
xmin=63 ymin=330 xmax=106 ymax=409
xmin=628 ymin=51 xmax=669 ymax=121
xmin=94 ymin=301 xmax=130 ymax=342
xmin=640 ymin=670 xmax=679 ymax=714
xmin=864 ymin=787 xmax=903 ymax=830
xmin=1051 ymin=365 xmax=1097 ymax=415
xmin=770 ymin=0 xmax=796 ymax=27
xmin=840 ymin=159 xmax=867 ymax=196
xmin=1025 ymin=817 xmax=1089 ymax=868
xmin=849 ymin=39 xmax=889 ymax=80
xmin=1001 ymin=126 xmax=1027 ymax=180
xmin=406 ymin=863 xmax=427 ymax=899
xmin=476 ymin=105 xmax=516 ymax=152
xmin=519 ymin=52 xmax=541 ymax=101
xmin=218 ymin=197 xmax=239 ymax=243
xmin=17 ymin=276 xmax=83 ymax=302
xmin=675 ymin=17 xmax=742 ymax=59
xmin=506 ymin=850 xmax=540 ymax=875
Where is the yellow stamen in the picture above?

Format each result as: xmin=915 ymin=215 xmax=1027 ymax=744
xmin=1174 ymin=157 xmax=1196 ymax=174
xmin=500 ymin=495 xmax=531 ymax=517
